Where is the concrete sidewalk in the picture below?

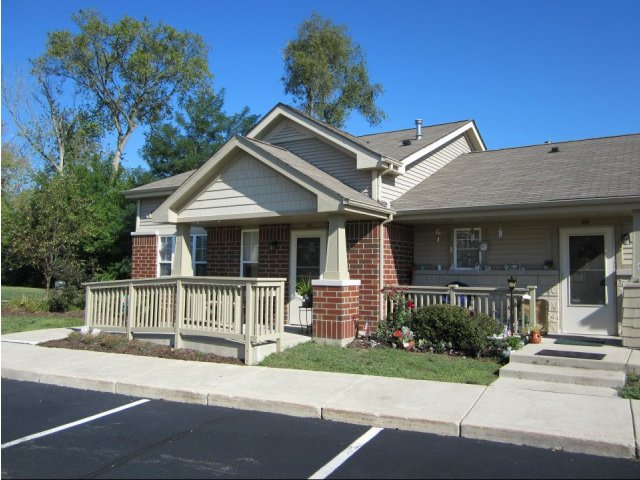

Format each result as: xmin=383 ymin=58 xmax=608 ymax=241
xmin=2 ymin=328 xmax=639 ymax=460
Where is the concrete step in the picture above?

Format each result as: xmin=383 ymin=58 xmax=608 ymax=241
xmin=509 ymin=339 xmax=631 ymax=372
xmin=491 ymin=377 xmax=620 ymax=398
xmin=499 ymin=362 xmax=626 ymax=388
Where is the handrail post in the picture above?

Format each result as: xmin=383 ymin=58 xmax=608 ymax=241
xmin=276 ymin=280 xmax=284 ymax=353
xmin=174 ymin=279 xmax=184 ymax=349
xmin=528 ymin=285 xmax=537 ymax=330
xmin=244 ymin=282 xmax=254 ymax=365
xmin=84 ymin=285 xmax=93 ymax=328
xmin=126 ymin=282 xmax=135 ymax=340
xmin=449 ymin=284 xmax=457 ymax=306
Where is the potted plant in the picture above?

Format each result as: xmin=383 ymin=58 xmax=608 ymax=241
xmin=296 ymin=276 xmax=313 ymax=308
xmin=528 ymin=323 xmax=543 ymax=344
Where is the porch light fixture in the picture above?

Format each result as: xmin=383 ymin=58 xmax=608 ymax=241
xmin=435 ymin=228 xmax=441 ymax=243
xmin=622 ymin=232 xmax=631 ymax=246
xmin=498 ymin=225 xmax=503 ymax=239
xmin=507 ymin=276 xmax=517 ymax=333
xmin=269 ymin=240 xmax=279 ymax=251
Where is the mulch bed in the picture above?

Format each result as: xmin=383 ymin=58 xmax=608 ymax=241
xmin=40 ymin=332 xmax=244 ymax=366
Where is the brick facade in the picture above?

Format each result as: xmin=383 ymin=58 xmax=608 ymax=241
xmin=312 ymin=283 xmax=359 ymax=345
xmin=131 ymin=235 xmax=157 ymax=279
xmin=384 ymin=223 xmax=414 ymax=286
xmin=346 ymin=221 xmax=381 ymax=328
xmin=206 ymin=226 xmax=241 ymax=276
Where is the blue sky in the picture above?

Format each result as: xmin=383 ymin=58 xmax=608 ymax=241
xmin=2 ymin=0 xmax=639 ymax=170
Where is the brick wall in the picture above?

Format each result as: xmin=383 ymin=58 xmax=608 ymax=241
xmin=206 ymin=226 xmax=241 ymax=276
xmin=258 ymin=224 xmax=290 ymax=280
xmin=346 ymin=221 xmax=380 ymax=327
xmin=131 ymin=235 xmax=157 ymax=279
xmin=312 ymin=284 xmax=359 ymax=344
xmin=384 ymin=223 xmax=414 ymax=286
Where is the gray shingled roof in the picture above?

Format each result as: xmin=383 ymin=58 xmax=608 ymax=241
xmin=242 ymin=137 xmax=388 ymax=211
xmin=123 ymin=170 xmax=196 ymax=197
xmin=357 ymin=120 xmax=471 ymax=160
xmin=393 ymin=134 xmax=640 ymax=212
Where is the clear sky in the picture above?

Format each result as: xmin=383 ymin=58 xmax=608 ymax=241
xmin=2 ymin=0 xmax=639 ymax=171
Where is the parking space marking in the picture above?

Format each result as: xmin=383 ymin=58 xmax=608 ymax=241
xmin=309 ymin=427 xmax=383 ymax=479
xmin=1 ymin=398 xmax=151 ymax=449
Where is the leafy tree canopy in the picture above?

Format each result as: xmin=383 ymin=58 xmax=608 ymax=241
xmin=37 ymin=9 xmax=212 ymax=175
xmin=282 ymin=12 xmax=386 ymax=128
xmin=141 ymin=84 xmax=259 ymax=178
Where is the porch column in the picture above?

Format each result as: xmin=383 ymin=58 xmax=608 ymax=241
xmin=324 ymin=215 xmax=349 ymax=280
xmin=173 ymin=224 xmax=193 ymax=276
xmin=633 ymin=210 xmax=640 ymax=281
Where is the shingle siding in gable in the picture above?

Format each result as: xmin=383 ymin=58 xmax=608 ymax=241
xmin=381 ymin=135 xmax=472 ymax=204
xmin=273 ymin=137 xmax=372 ymax=196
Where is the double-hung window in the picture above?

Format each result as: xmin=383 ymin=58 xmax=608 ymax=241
xmin=158 ymin=235 xmax=175 ymax=276
xmin=241 ymin=229 xmax=259 ymax=277
xmin=192 ymin=234 xmax=207 ymax=276
xmin=454 ymin=228 xmax=481 ymax=269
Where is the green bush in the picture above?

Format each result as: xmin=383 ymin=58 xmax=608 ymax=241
xmin=6 ymin=295 xmax=48 ymax=312
xmin=411 ymin=304 xmax=502 ymax=356
xmin=46 ymin=286 xmax=85 ymax=312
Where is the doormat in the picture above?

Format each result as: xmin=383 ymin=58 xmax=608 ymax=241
xmin=535 ymin=349 xmax=606 ymax=360
xmin=553 ymin=339 xmax=604 ymax=347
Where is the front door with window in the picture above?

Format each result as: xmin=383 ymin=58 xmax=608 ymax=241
xmin=560 ymin=227 xmax=616 ymax=335
xmin=289 ymin=230 xmax=326 ymax=326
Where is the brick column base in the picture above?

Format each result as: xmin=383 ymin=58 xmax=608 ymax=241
xmin=312 ymin=280 xmax=361 ymax=346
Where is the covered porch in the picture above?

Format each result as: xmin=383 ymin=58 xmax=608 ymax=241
xmin=392 ymin=206 xmax=640 ymax=342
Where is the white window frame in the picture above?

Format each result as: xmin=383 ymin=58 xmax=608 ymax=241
xmin=240 ymin=229 xmax=259 ymax=278
xmin=453 ymin=227 xmax=482 ymax=270
xmin=191 ymin=234 xmax=207 ymax=276
xmin=157 ymin=235 xmax=175 ymax=277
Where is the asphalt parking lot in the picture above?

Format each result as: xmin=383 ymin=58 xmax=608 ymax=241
xmin=2 ymin=379 xmax=639 ymax=478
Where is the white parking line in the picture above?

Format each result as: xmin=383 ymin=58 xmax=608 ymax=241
xmin=1 ymin=399 xmax=151 ymax=449
xmin=309 ymin=427 xmax=383 ymax=479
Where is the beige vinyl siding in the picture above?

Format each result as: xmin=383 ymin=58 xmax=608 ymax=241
xmin=264 ymin=120 xmax=311 ymax=143
xmin=414 ymin=223 xmax=553 ymax=270
xmin=272 ymin=136 xmax=371 ymax=195
xmin=180 ymin=153 xmax=316 ymax=219
xmin=383 ymin=135 xmax=472 ymax=203
xmin=138 ymin=197 xmax=176 ymax=235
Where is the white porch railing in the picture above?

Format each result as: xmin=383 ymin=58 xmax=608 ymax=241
xmin=84 ymin=276 xmax=286 ymax=364
xmin=386 ymin=284 xmax=537 ymax=334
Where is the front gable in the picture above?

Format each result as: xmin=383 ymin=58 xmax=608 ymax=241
xmin=180 ymin=153 xmax=317 ymax=220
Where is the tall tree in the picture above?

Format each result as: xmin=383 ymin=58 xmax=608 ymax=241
xmin=2 ymin=66 xmax=95 ymax=175
xmin=141 ymin=84 xmax=259 ymax=178
xmin=37 ymin=9 xmax=211 ymax=175
xmin=282 ymin=12 xmax=386 ymax=128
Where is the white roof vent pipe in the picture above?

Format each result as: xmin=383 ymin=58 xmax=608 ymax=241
xmin=415 ymin=119 xmax=423 ymax=140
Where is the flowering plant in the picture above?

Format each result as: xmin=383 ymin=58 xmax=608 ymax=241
xmin=393 ymin=326 xmax=414 ymax=343
xmin=376 ymin=288 xmax=416 ymax=343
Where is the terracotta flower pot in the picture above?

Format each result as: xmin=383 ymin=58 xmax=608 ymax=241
xmin=529 ymin=332 xmax=542 ymax=344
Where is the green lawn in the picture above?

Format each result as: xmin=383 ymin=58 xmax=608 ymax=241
xmin=260 ymin=342 xmax=500 ymax=385
xmin=1 ymin=314 xmax=83 ymax=335
xmin=1 ymin=286 xmax=47 ymax=305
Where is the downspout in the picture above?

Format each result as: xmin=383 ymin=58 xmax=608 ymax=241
xmin=379 ymin=212 xmax=394 ymax=324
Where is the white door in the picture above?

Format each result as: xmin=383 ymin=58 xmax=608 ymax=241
xmin=289 ymin=230 xmax=326 ymax=326
xmin=560 ymin=227 xmax=616 ymax=335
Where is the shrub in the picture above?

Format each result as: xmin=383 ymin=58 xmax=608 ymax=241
xmin=411 ymin=304 xmax=502 ymax=356
xmin=6 ymin=295 xmax=48 ymax=312
xmin=46 ymin=286 xmax=85 ymax=312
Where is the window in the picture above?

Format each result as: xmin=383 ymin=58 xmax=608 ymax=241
xmin=241 ymin=229 xmax=259 ymax=277
xmin=158 ymin=235 xmax=174 ymax=276
xmin=192 ymin=234 xmax=207 ymax=276
xmin=454 ymin=228 xmax=481 ymax=269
